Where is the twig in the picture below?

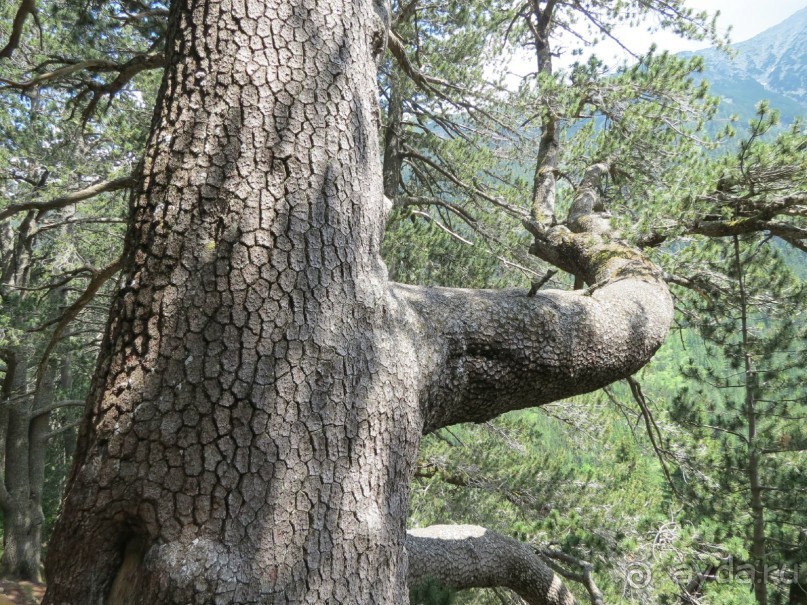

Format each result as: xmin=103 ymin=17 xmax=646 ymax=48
xmin=527 ymin=269 xmax=557 ymax=296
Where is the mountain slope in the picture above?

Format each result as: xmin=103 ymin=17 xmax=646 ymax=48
xmin=682 ymin=6 xmax=807 ymax=124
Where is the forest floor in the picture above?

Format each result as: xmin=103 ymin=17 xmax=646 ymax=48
xmin=0 ymin=580 xmax=44 ymax=604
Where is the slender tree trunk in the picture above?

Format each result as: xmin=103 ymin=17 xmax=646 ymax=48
xmin=529 ymin=0 xmax=559 ymax=226
xmin=0 ymin=187 xmax=61 ymax=581
xmin=59 ymin=349 xmax=78 ymax=464
xmin=1 ymin=347 xmax=43 ymax=581
xmin=734 ymin=235 xmax=768 ymax=605
xmin=383 ymin=70 xmax=403 ymax=201
xmin=27 ymin=363 xmax=57 ymax=580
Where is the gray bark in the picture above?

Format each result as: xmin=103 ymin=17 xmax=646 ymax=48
xmin=398 ymin=272 xmax=672 ymax=433
xmin=42 ymin=0 xmax=673 ymax=602
xmin=407 ymin=525 xmax=576 ymax=605
xmin=528 ymin=0 xmax=559 ymax=227
xmin=45 ymin=0 xmax=419 ymax=601
xmin=383 ymin=70 xmax=403 ymax=201
xmin=0 ymin=164 xmax=63 ymax=583
xmin=0 ymin=347 xmax=50 ymax=582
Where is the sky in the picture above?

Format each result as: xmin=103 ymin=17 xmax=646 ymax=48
xmin=506 ymin=0 xmax=807 ymax=78
xmin=683 ymin=0 xmax=806 ymax=47
xmin=614 ymin=0 xmax=807 ymax=56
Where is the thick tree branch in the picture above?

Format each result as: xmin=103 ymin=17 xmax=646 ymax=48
xmin=399 ymin=158 xmax=672 ymax=432
xmin=0 ymin=0 xmax=36 ymax=59
xmin=637 ymin=193 xmax=807 ymax=249
xmin=397 ymin=257 xmax=672 ymax=432
xmin=0 ymin=175 xmax=135 ymax=222
xmin=406 ymin=525 xmax=577 ymax=605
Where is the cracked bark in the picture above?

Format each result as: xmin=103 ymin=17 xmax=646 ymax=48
xmin=43 ymin=0 xmax=673 ymax=602
xmin=407 ymin=525 xmax=576 ymax=605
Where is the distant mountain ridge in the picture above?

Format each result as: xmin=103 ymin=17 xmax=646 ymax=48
xmin=681 ymin=6 xmax=807 ymax=124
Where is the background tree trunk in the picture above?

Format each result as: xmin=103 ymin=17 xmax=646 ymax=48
xmin=0 ymin=349 xmax=54 ymax=582
xmin=1 ymin=348 xmax=35 ymax=580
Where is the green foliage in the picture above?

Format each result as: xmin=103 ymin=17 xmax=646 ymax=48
xmin=393 ymin=4 xmax=805 ymax=603
xmin=0 ymin=0 xmax=162 ymax=559
xmin=409 ymin=400 xmax=679 ymax=604
xmin=410 ymin=578 xmax=457 ymax=605
xmin=663 ymin=233 xmax=807 ymax=602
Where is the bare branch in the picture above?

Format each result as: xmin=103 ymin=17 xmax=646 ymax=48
xmin=35 ymin=256 xmax=124 ymax=387
xmin=387 ymin=30 xmax=456 ymax=94
xmin=537 ymin=549 xmax=605 ymax=605
xmin=77 ymin=52 xmax=165 ymax=122
xmin=44 ymin=419 xmax=82 ymax=442
xmin=392 ymin=0 xmax=419 ymax=29
xmin=0 ymin=0 xmax=36 ymax=59
xmin=0 ymin=59 xmax=119 ymax=90
xmin=30 ymin=399 xmax=85 ymax=421
xmin=626 ymin=376 xmax=681 ymax=498
xmin=0 ymin=175 xmax=135 ymax=222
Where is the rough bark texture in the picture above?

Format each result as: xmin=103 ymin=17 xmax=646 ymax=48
xmin=528 ymin=0 xmax=559 ymax=227
xmin=42 ymin=0 xmax=674 ymax=602
xmin=407 ymin=525 xmax=576 ymax=605
xmin=44 ymin=0 xmax=422 ymax=602
xmin=397 ymin=269 xmax=671 ymax=433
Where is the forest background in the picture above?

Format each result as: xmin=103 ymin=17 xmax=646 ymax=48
xmin=0 ymin=0 xmax=806 ymax=603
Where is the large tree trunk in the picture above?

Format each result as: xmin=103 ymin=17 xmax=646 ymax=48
xmin=43 ymin=0 xmax=673 ymax=603
xmin=44 ymin=0 xmax=420 ymax=602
